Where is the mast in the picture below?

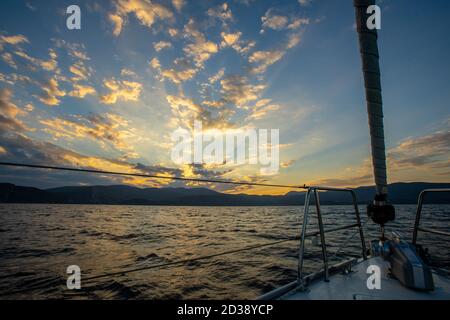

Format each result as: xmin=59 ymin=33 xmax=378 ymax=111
xmin=353 ymin=0 xmax=395 ymax=229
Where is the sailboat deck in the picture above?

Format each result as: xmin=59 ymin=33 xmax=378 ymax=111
xmin=281 ymin=257 xmax=450 ymax=300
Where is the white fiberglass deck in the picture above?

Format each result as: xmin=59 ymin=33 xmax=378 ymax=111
xmin=281 ymin=257 xmax=450 ymax=300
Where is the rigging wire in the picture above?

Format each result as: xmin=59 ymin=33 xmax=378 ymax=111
xmin=0 ymin=161 xmax=307 ymax=189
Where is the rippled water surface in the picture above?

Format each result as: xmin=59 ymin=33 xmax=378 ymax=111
xmin=0 ymin=204 xmax=449 ymax=299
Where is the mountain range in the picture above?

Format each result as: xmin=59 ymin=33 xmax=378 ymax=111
xmin=0 ymin=182 xmax=449 ymax=205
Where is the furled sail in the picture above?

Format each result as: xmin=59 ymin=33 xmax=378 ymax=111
xmin=353 ymin=0 xmax=388 ymax=198
xmin=354 ymin=0 xmax=395 ymax=228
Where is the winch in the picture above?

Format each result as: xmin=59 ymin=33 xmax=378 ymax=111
xmin=372 ymin=233 xmax=435 ymax=291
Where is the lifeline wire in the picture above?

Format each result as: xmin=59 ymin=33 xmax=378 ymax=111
xmin=0 ymin=161 xmax=307 ymax=189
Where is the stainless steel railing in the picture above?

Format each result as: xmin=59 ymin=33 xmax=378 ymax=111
xmin=412 ymin=189 xmax=450 ymax=245
xmin=297 ymin=186 xmax=367 ymax=287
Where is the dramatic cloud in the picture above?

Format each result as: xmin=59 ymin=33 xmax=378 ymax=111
xmin=37 ymin=77 xmax=66 ymax=106
xmin=40 ymin=113 xmax=137 ymax=154
xmin=220 ymin=75 xmax=265 ymax=107
xmin=249 ymin=50 xmax=285 ymax=74
xmin=260 ymin=9 xmax=310 ymax=35
xmin=69 ymin=62 xmax=92 ymax=81
xmin=150 ymin=57 xmax=198 ymax=84
xmin=248 ymin=27 xmax=305 ymax=73
xmin=0 ymin=88 xmax=28 ymax=133
xmin=109 ymin=0 xmax=173 ymax=36
xmin=389 ymin=129 xmax=450 ymax=169
xmin=153 ymin=40 xmax=172 ymax=52
xmin=221 ymin=32 xmax=241 ymax=47
xmin=68 ymin=84 xmax=96 ymax=98
xmin=0 ymin=132 xmax=158 ymax=188
xmin=220 ymin=31 xmax=255 ymax=54
xmin=261 ymin=10 xmax=289 ymax=32
xmin=0 ymin=34 xmax=29 ymax=55
xmin=100 ymin=78 xmax=142 ymax=104
xmin=166 ymin=94 xmax=202 ymax=117
xmin=14 ymin=48 xmax=58 ymax=72
xmin=165 ymin=93 xmax=236 ymax=130
xmin=183 ymin=19 xmax=219 ymax=68
xmin=109 ymin=13 xmax=124 ymax=36
xmin=0 ymin=0 xmax=358 ymax=193
xmin=161 ymin=67 xmax=197 ymax=83
xmin=0 ymin=34 xmax=29 ymax=45
xmin=0 ymin=116 xmax=228 ymax=188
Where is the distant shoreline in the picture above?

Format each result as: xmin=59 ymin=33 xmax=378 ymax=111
xmin=1 ymin=182 xmax=449 ymax=206
xmin=1 ymin=202 xmax=449 ymax=207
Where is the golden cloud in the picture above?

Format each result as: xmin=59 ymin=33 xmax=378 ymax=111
xmin=14 ymin=48 xmax=58 ymax=72
xmin=37 ymin=77 xmax=66 ymax=106
xmin=40 ymin=113 xmax=137 ymax=154
xmin=261 ymin=10 xmax=289 ymax=31
xmin=249 ymin=50 xmax=285 ymax=74
xmin=0 ymin=34 xmax=29 ymax=45
xmin=68 ymin=84 xmax=96 ymax=98
xmin=149 ymin=56 xmax=197 ymax=84
xmin=183 ymin=19 xmax=219 ymax=68
xmin=153 ymin=40 xmax=172 ymax=52
xmin=0 ymin=88 xmax=28 ymax=132
xmin=220 ymin=75 xmax=265 ymax=107
xmin=100 ymin=78 xmax=142 ymax=104
xmin=69 ymin=62 xmax=92 ymax=81
xmin=110 ymin=0 xmax=173 ymax=36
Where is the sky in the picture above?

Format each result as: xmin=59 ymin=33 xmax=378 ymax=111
xmin=0 ymin=0 xmax=449 ymax=195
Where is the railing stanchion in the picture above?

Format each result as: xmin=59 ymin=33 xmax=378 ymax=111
xmin=412 ymin=191 xmax=426 ymax=245
xmin=298 ymin=188 xmax=312 ymax=287
xmin=314 ymin=189 xmax=329 ymax=281
xmin=351 ymin=190 xmax=367 ymax=259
